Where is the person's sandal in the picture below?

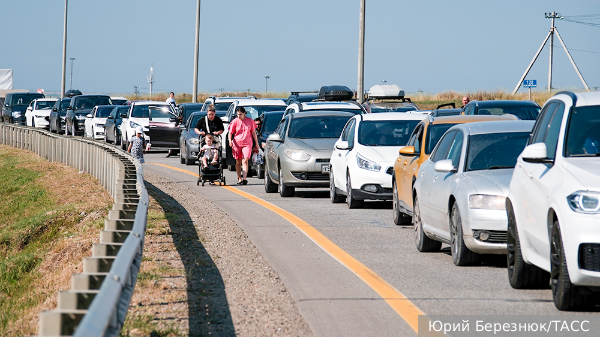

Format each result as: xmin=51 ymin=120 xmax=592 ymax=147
xmin=242 ymin=180 xmax=248 ymax=185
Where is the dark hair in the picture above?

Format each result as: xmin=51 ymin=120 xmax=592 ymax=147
xmin=208 ymin=104 xmax=216 ymax=112
xmin=235 ymin=106 xmax=246 ymax=113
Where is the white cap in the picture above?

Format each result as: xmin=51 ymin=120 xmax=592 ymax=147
xmin=135 ymin=126 xmax=143 ymax=134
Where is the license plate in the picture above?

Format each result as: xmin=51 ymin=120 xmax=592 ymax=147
xmin=321 ymin=164 xmax=330 ymax=173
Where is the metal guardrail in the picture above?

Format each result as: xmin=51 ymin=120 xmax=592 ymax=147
xmin=0 ymin=123 xmax=148 ymax=337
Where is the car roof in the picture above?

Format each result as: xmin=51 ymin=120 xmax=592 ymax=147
xmin=430 ymin=114 xmax=517 ymax=125
xmin=189 ymin=111 xmax=208 ymax=117
xmin=131 ymin=101 xmax=171 ymax=106
xmin=110 ymin=96 xmax=127 ymax=100
xmin=562 ymin=92 xmax=600 ymax=107
xmin=34 ymin=98 xmax=58 ymax=102
xmin=237 ymin=99 xmax=286 ymax=106
xmin=300 ymin=102 xmax=361 ymax=109
xmin=290 ymin=111 xmax=355 ymax=119
xmin=450 ymin=120 xmax=535 ymax=135
xmin=359 ymin=112 xmax=428 ymax=121
xmin=179 ymin=103 xmax=204 ymax=107
xmin=474 ymin=100 xmax=539 ymax=107
xmin=211 ymin=96 xmax=254 ymax=102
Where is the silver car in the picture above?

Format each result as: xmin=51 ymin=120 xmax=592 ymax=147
xmin=413 ymin=120 xmax=535 ymax=266
xmin=179 ymin=111 xmax=207 ymax=165
xmin=264 ymin=111 xmax=354 ymax=197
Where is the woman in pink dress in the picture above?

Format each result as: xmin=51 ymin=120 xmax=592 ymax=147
xmin=228 ymin=106 xmax=259 ymax=185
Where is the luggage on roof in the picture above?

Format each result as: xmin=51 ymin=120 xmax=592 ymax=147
xmin=318 ymin=85 xmax=354 ymax=101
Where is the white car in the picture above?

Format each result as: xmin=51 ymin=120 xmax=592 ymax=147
xmin=84 ymin=105 xmax=115 ymax=139
xmin=330 ymin=112 xmax=427 ymax=208
xmin=413 ymin=120 xmax=534 ymax=266
xmin=283 ymin=101 xmax=366 ymax=120
xmin=506 ymin=91 xmax=600 ymax=310
xmin=25 ymin=98 xmax=58 ymax=128
xmin=120 ymin=101 xmax=176 ymax=150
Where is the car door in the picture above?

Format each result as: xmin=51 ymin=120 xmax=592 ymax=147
xmin=519 ymin=101 xmax=565 ymax=260
xmin=85 ymin=107 xmax=96 ymax=136
xmin=331 ymin=118 xmax=356 ymax=193
xmin=398 ymin=123 xmax=424 ymax=211
xmin=26 ymin=101 xmax=34 ymax=126
xmin=429 ymin=130 xmax=464 ymax=238
xmin=419 ymin=130 xmax=457 ymax=226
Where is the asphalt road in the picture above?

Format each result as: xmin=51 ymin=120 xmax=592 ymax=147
xmin=141 ymin=151 xmax=599 ymax=337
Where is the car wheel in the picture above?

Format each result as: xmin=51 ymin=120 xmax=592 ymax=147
xmin=329 ymin=169 xmax=345 ymax=203
xmin=180 ymin=149 xmax=185 ymax=164
xmin=121 ymin=135 xmax=127 ymax=150
xmin=414 ymin=194 xmax=442 ymax=252
xmin=185 ymin=152 xmax=193 ymax=165
xmin=393 ymin=179 xmax=411 ymax=225
xmin=551 ymin=220 xmax=588 ymax=310
xmin=278 ymin=167 xmax=295 ymax=197
xmin=450 ymin=203 xmax=479 ymax=266
xmin=346 ymin=173 xmax=363 ymax=209
xmin=506 ymin=202 xmax=549 ymax=289
xmin=264 ymin=162 xmax=277 ymax=193
xmin=257 ymin=164 xmax=265 ymax=180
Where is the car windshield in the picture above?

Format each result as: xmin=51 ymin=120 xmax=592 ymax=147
xmin=358 ymin=120 xmax=420 ymax=146
xmin=132 ymin=105 xmax=174 ymax=118
xmin=243 ymin=105 xmax=286 ymax=120
xmin=425 ymin=123 xmax=458 ymax=154
xmin=466 ymin=132 xmax=530 ymax=171
xmin=288 ymin=116 xmax=351 ymax=139
xmin=75 ymin=96 xmax=111 ymax=109
xmin=150 ymin=106 xmax=176 ymax=121
xmin=60 ymin=99 xmax=71 ymax=110
xmin=214 ymin=102 xmax=232 ymax=111
xmin=36 ymin=101 xmax=55 ymax=110
xmin=476 ymin=104 xmax=540 ymax=120
xmin=11 ymin=94 xmax=44 ymax=106
xmin=367 ymin=102 xmax=418 ymax=113
xmin=95 ymin=107 xmax=113 ymax=118
xmin=189 ymin=113 xmax=207 ymax=130
xmin=564 ymin=105 xmax=600 ymax=157
xmin=111 ymin=99 xmax=127 ymax=105
xmin=263 ymin=112 xmax=284 ymax=133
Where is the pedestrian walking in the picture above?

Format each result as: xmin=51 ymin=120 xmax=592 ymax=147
xmin=228 ymin=106 xmax=259 ymax=185
xmin=128 ymin=126 xmax=146 ymax=163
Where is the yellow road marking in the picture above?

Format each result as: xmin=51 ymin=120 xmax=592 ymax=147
xmin=149 ymin=163 xmax=430 ymax=333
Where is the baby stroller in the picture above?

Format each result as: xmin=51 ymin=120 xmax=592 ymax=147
xmin=196 ymin=134 xmax=226 ymax=186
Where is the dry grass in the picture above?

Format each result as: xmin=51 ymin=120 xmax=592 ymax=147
xmin=0 ymin=145 xmax=113 ymax=337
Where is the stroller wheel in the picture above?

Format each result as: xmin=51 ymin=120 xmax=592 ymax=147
xmin=222 ymin=177 xmax=226 ymax=186
xmin=196 ymin=178 xmax=200 ymax=186
xmin=202 ymin=179 xmax=205 ymax=186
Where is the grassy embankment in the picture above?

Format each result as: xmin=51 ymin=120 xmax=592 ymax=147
xmin=120 ymin=89 xmax=557 ymax=110
xmin=0 ymin=145 xmax=112 ymax=336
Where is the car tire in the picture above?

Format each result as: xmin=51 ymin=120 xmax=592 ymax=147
xmin=414 ymin=194 xmax=442 ymax=252
xmin=180 ymin=150 xmax=186 ymax=164
xmin=346 ymin=173 xmax=363 ymax=209
xmin=450 ymin=203 xmax=480 ymax=266
xmin=393 ymin=179 xmax=411 ymax=225
xmin=551 ymin=220 xmax=588 ymax=310
xmin=185 ymin=153 xmax=193 ymax=165
xmin=278 ymin=167 xmax=295 ymax=197
xmin=507 ymin=202 xmax=549 ymax=289
xmin=257 ymin=163 xmax=265 ymax=180
xmin=115 ymin=130 xmax=120 ymax=145
xmin=264 ymin=162 xmax=277 ymax=193
xmin=330 ymin=169 xmax=345 ymax=203
xmin=121 ymin=135 xmax=127 ymax=150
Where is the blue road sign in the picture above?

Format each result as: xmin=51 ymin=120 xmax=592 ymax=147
xmin=523 ymin=80 xmax=537 ymax=88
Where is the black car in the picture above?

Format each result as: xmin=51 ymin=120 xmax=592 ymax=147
xmin=2 ymin=92 xmax=45 ymax=124
xmin=104 ymin=106 xmax=129 ymax=144
xmin=254 ymin=110 xmax=284 ymax=178
xmin=176 ymin=103 xmax=204 ymax=125
xmin=462 ymin=100 xmax=541 ymax=120
xmin=65 ymin=95 xmax=111 ymax=135
xmin=49 ymin=98 xmax=72 ymax=133
xmin=285 ymin=92 xmax=318 ymax=105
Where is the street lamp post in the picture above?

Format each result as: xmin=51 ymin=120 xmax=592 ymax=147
xmin=69 ymin=57 xmax=75 ymax=90
xmin=60 ymin=0 xmax=68 ymax=98
xmin=265 ymin=75 xmax=270 ymax=93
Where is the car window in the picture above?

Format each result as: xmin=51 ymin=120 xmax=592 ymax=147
xmin=408 ymin=124 xmax=424 ymax=153
xmin=277 ymin=118 xmax=288 ymax=138
xmin=263 ymin=112 xmax=284 ymax=133
xmin=288 ymin=116 xmax=350 ymax=139
xmin=476 ymin=105 xmax=540 ymax=120
xmin=445 ymin=131 xmax=464 ymax=168
xmin=149 ymin=106 xmax=176 ymax=121
xmin=430 ymin=130 xmax=457 ymax=163
xmin=544 ymin=102 xmax=565 ymax=160
xmin=36 ymin=101 xmax=55 ymax=110
xmin=347 ymin=120 xmax=356 ymax=147
xmin=340 ymin=119 xmax=355 ymax=142
xmin=565 ymin=105 xmax=600 ymax=156
xmin=530 ymin=102 xmax=557 ymax=145
xmin=466 ymin=132 xmax=531 ymax=171
xmin=358 ymin=120 xmax=419 ymax=146
xmin=425 ymin=123 xmax=458 ymax=154
xmin=464 ymin=105 xmax=474 ymax=115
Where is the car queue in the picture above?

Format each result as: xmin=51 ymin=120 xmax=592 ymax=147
xmin=3 ymin=86 xmax=599 ymax=312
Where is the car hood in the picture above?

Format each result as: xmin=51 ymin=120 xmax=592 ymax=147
xmin=286 ymin=137 xmax=338 ymax=152
xmin=92 ymin=117 xmax=107 ymax=123
xmin=561 ymin=157 xmax=600 ymax=191
xmin=75 ymin=108 xmax=93 ymax=115
xmin=462 ymin=169 xmax=514 ymax=196
xmin=33 ymin=109 xmax=52 ymax=116
xmin=355 ymin=145 xmax=405 ymax=164
xmin=11 ymin=106 xmax=28 ymax=113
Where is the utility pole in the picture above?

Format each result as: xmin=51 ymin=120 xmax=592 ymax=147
xmin=356 ymin=0 xmax=366 ymax=103
xmin=69 ymin=57 xmax=75 ymax=90
xmin=147 ymin=67 xmax=155 ymax=95
xmin=60 ymin=0 xmax=68 ymax=98
xmin=512 ymin=12 xmax=590 ymax=94
xmin=265 ymin=75 xmax=270 ymax=93
xmin=192 ymin=0 xmax=201 ymax=103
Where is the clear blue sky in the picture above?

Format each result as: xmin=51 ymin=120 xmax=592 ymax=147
xmin=3 ymin=0 xmax=599 ymax=95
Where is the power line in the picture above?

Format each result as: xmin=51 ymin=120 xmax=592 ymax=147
xmin=569 ymin=48 xmax=600 ymax=55
xmin=562 ymin=18 xmax=600 ymax=28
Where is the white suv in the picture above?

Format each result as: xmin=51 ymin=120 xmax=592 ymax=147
xmin=283 ymin=101 xmax=366 ymax=120
xmin=120 ymin=101 xmax=176 ymax=150
xmin=506 ymin=91 xmax=600 ymax=310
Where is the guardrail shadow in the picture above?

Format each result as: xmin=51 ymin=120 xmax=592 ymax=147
xmin=144 ymin=181 xmax=235 ymax=336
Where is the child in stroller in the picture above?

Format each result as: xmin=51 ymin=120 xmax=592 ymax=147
xmin=197 ymin=134 xmax=226 ymax=186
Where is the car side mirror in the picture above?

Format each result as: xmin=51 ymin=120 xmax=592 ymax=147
xmin=267 ymin=133 xmax=282 ymax=142
xmin=522 ymin=143 xmax=553 ymax=164
xmin=52 ymin=108 xmax=57 ymax=111
xmin=86 ymin=113 xmax=92 ymax=118
xmin=67 ymin=106 xmax=72 ymax=110
xmin=399 ymin=146 xmax=416 ymax=156
xmin=335 ymin=140 xmax=351 ymax=150
xmin=107 ymin=115 xmax=114 ymax=120
xmin=434 ymin=159 xmax=456 ymax=173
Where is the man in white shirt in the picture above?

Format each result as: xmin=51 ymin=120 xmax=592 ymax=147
xmin=166 ymin=92 xmax=176 ymax=106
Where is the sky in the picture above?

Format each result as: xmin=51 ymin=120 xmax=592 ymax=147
xmin=2 ymin=0 xmax=600 ymax=96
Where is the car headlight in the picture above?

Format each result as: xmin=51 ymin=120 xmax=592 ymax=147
xmin=567 ymin=191 xmax=600 ymax=214
xmin=284 ymin=149 xmax=311 ymax=161
xmin=356 ymin=153 xmax=381 ymax=172
xmin=12 ymin=112 xmax=21 ymax=118
xmin=76 ymin=115 xmax=87 ymax=120
xmin=188 ymin=138 xmax=199 ymax=145
xmin=60 ymin=116 xmax=66 ymax=120
xmin=469 ymin=194 xmax=506 ymax=210
xmin=34 ymin=115 xmax=43 ymax=119
xmin=130 ymin=121 xmax=140 ymax=128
